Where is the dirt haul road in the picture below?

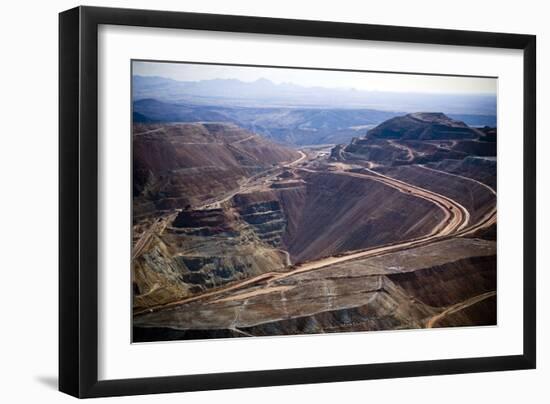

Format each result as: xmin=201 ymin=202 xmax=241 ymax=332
xmin=425 ymin=291 xmax=496 ymax=328
xmin=131 ymin=151 xmax=307 ymax=259
xmin=134 ymin=161 xmax=484 ymax=316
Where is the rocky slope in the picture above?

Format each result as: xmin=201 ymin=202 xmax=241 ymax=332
xmin=133 ymin=95 xmax=496 ymax=146
xmin=133 ymin=123 xmax=300 ymax=309
xmin=426 ymin=156 xmax=497 ymax=189
xmin=367 ymin=112 xmax=480 ymax=140
xmin=132 ymin=112 xmax=497 ymax=339
xmin=133 ymin=122 xmax=300 ymax=219
xmin=277 ymin=171 xmax=445 ymax=262
xmin=335 ymin=112 xmax=496 ymax=167
xmin=373 ymin=164 xmax=495 ymax=226
xmin=134 ymin=238 xmax=496 ymax=340
xmin=132 ymin=207 xmax=289 ymax=311
xmin=133 ymin=166 xmax=448 ymax=312
xmin=336 ymin=112 xmax=497 ymax=246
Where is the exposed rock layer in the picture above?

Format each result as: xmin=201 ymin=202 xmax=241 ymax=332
xmin=132 ymin=114 xmax=497 ymax=340
xmin=134 ymin=238 xmax=496 ymax=339
xmin=337 ymin=112 xmax=496 ymax=168
xmin=133 ymin=123 xmax=299 ymax=218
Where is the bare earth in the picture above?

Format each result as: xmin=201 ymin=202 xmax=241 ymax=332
xmin=132 ymin=119 xmax=497 ymax=340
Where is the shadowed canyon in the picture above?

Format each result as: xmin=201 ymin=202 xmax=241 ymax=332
xmin=132 ymin=111 xmax=497 ymax=342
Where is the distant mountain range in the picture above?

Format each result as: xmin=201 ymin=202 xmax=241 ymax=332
xmin=133 ymin=75 xmax=497 ymax=115
xmin=133 ymin=98 xmax=497 ymax=146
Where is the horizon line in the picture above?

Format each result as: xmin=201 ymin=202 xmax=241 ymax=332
xmin=132 ymin=74 xmax=497 ymax=97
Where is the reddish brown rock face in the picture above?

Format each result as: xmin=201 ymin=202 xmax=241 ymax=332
xmin=340 ymin=112 xmax=496 ymax=168
xmin=134 ymin=239 xmax=496 ymax=340
xmin=132 ymin=116 xmax=496 ymax=342
xmin=367 ymin=112 xmax=479 ymax=140
xmin=133 ymin=123 xmax=300 ymax=219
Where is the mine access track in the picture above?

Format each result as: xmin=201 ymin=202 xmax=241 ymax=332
xmin=134 ymin=161 xmax=495 ymax=317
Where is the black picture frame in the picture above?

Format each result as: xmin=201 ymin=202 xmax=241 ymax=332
xmin=59 ymin=5 xmax=536 ymax=398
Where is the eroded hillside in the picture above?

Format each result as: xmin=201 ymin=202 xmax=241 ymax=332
xmin=132 ymin=114 xmax=496 ymax=341
xmin=133 ymin=123 xmax=300 ymax=218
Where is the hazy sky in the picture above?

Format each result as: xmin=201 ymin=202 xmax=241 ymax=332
xmin=133 ymin=61 xmax=496 ymax=95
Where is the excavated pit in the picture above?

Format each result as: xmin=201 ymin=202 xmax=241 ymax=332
xmin=132 ymin=118 xmax=497 ymax=341
xmin=132 ymin=169 xmax=448 ymax=311
xmin=133 ymin=238 xmax=496 ymax=340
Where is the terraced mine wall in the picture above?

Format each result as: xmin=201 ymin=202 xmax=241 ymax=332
xmin=233 ymin=193 xmax=287 ymax=247
xmin=132 ymin=123 xmax=299 ymax=219
xmin=133 ymin=234 xmax=194 ymax=311
xmin=367 ymin=113 xmax=480 ymax=140
xmin=133 ymin=238 xmax=496 ymax=340
xmin=426 ymin=156 xmax=497 ymax=189
xmin=342 ymin=137 xmax=494 ymax=167
xmin=374 ymin=165 xmax=495 ymax=226
xmin=343 ymin=138 xmax=410 ymax=164
xmin=386 ymin=255 xmax=496 ymax=308
xmin=434 ymin=294 xmax=496 ymax=328
xmin=278 ymin=171 xmax=446 ymax=262
xmin=452 ymin=139 xmax=496 ymax=156
xmin=132 ymin=168 xmax=451 ymax=311
xmin=133 ymin=207 xmax=289 ymax=310
xmin=337 ymin=113 xmax=496 ymax=168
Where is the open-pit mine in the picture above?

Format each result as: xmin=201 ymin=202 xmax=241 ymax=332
xmin=132 ymin=112 xmax=497 ymax=342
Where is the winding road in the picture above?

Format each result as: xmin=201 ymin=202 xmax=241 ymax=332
xmin=425 ymin=291 xmax=497 ymax=328
xmin=134 ymin=153 xmax=496 ymax=317
xmin=388 ymin=140 xmax=415 ymax=161
xmin=132 ymin=150 xmax=307 ymax=261
xmin=196 ymin=150 xmax=306 ymax=210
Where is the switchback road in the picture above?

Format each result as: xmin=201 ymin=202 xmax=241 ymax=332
xmin=134 ymin=156 xmax=494 ymax=316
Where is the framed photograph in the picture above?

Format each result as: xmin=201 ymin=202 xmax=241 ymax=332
xmin=59 ymin=6 xmax=536 ymax=398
